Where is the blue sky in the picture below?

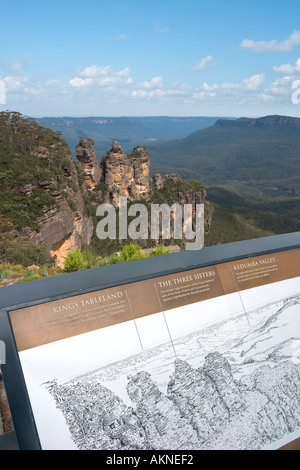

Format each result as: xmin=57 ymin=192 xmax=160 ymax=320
xmin=1 ymin=0 xmax=300 ymax=117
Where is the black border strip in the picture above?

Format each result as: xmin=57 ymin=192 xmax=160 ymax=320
xmin=0 ymin=311 xmax=41 ymax=450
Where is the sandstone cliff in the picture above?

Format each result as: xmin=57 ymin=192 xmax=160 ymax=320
xmin=24 ymin=142 xmax=94 ymax=267
xmin=0 ymin=112 xmax=94 ymax=268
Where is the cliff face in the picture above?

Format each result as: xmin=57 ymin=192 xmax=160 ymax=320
xmin=0 ymin=112 xmax=94 ymax=268
xmin=24 ymin=143 xmax=94 ymax=267
xmin=246 ymin=115 xmax=300 ymax=128
xmin=28 ymin=195 xmax=93 ymax=268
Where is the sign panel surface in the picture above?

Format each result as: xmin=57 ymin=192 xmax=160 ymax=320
xmin=7 ymin=248 xmax=300 ymax=450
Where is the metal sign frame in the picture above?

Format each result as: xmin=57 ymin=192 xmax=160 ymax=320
xmin=0 ymin=232 xmax=299 ymax=450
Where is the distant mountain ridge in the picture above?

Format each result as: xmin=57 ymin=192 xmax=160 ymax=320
xmin=215 ymin=114 xmax=300 ymax=129
xmin=35 ymin=116 xmax=222 ymax=158
xmin=147 ymin=114 xmax=300 ymax=196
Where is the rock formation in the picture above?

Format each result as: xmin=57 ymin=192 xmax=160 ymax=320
xmin=76 ymin=138 xmax=103 ymax=190
xmin=152 ymin=173 xmax=206 ymax=213
xmin=75 ymin=139 xmax=208 ymax=215
xmin=75 ymin=139 xmax=209 ymax=241
xmin=153 ymin=174 xmax=164 ymax=190
xmin=100 ymin=141 xmax=151 ymax=206
xmin=74 ymin=139 xmax=208 ymax=248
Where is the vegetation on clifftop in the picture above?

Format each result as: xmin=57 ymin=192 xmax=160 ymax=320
xmin=0 ymin=112 xmax=71 ymax=230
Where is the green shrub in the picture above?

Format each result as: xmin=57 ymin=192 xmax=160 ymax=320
xmin=97 ymin=257 xmax=109 ymax=267
xmin=149 ymin=244 xmax=170 ymax=257
xmin=17 ymin=274 xmax=42 ymax=283
xmin=4 ymin=240 xmax=54 ymax=266
xmin=64 ymin=249 xmax=88 ymax=273
xmin=121 ymin=243 xmax=145 ymax=261
xmin=109 ymin=253 xmax=125 ymax=264
xmin=66 ymin=198 xmax=77 ymax=212
xmin=83 ymin=250 xmax=98 ymax=269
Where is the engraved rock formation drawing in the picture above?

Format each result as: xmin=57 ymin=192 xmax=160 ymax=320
xmin=47 ymin=351 xmax=300 ymax=450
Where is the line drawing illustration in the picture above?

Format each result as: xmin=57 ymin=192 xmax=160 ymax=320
xmin=43 ymin=284 xmax=300 ymax=450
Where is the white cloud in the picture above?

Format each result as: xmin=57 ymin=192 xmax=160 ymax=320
xmin=2 ymin=55 xmax=34 ymax=75
xmin=68 ymin=77 xmax=93 ymax=87
xmin=190 ymin=56 xmax=214 ymax=71
xmin=273 ymin=58 xmax=300 ymax=74
xmin=3 ymin=75 xmax=28 ymax=91
xmin=258 ymin=93 xmax=275 ymax=103
xmin=1 ymin=56 xmax=294 ymax=117
xmin=267 ymin=76 xmax=293 ymax=96
xmin=79 ymin=65 xmax=110 ymax=78
xmin=142 ymin=76 xmax=163 ymax=89
xmin=241 ymin=74 xmax=265 ymax=91
xmin=240 ymin=30 xmax=300 ymax=53
xmin=188 ymin=74 xmax=265 ymax=103
xmin=67 ymin=70 xmax=267 ymax=107
xmin=131 ymin=89 xmax=162 ymax=99
xmin=218 ymin=74 xmax=265 ymax=94
xmin=69 ymin=65 xmax=133 ymax=88
xmin=155 ymin=25 xmax=169 ymax=33
xmin=132 ymin=78 xmax=190 ymax=101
